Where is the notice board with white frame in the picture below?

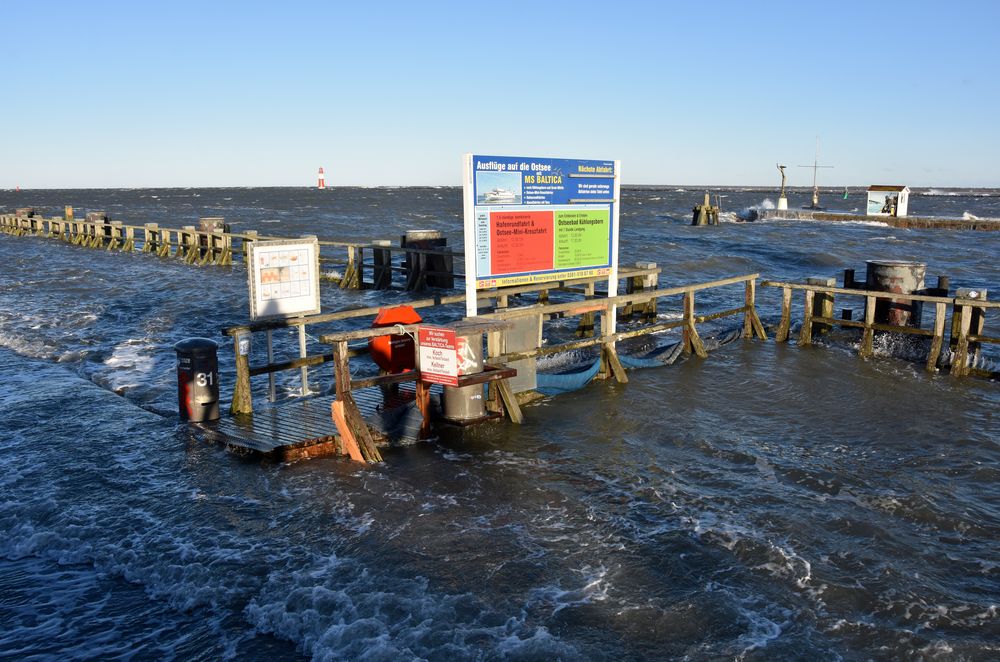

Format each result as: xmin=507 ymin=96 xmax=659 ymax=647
xmin=247 ymin=237 xmax=321 ymax=321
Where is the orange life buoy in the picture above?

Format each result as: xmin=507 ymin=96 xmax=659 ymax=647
xmin=368 ymin=305 xmax=422 ymax=373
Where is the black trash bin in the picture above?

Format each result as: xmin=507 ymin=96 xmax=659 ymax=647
xmin=174 ymin=338 xmax=220 ymax=422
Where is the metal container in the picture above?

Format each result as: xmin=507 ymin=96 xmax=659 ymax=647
xmin=442 ymin=332 xmax=485 ymax=422
xmin=865 ymin=260 xmax=926 ymax=327
xmin=174 ymin=338 xmax=220 ymax=422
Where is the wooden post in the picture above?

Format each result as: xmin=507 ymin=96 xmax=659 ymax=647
xmin=742 ymin=279 xmax=767 ymax=340
xmin=860 ymin=295 xmax=876 ymax=358
xmin=158 ymin=229 xmax=172 ymax=257
xmin=415 ymin=380 xmax=432 ymax=438
xmin=242 ymin=230 xmax=258 ymax=263
xmin=683 ymin=291 xmax=708 ymax=358
xmin=495 ymin=378 xmax=523 ymax=424
xmin=798 ymin=290 xmax=815 ymax=346
xmin=143 ymin=223 xmax=157 ymax=253
xmin=331 ymin=401 xmax=365 ymax=462
xmin=372 ymin=240 xmax=393 ymax=289
xmin=230 ymin=333 xmax=253 ymax=416
xmin=806 ymin=277 xmax=836 ymax=335
xmin=107 ymin=221 xmax=123 ymax=251
xmin=218 ymin=232 xmax=233 ymax=265
xmin=639 ymin=263 xmax=658 ymax=324
xmin=776 ymin=287 xmax=792 ymax=342
xmin=952 ymin=303 xmax=972 ymax=377
xmin=600 ymin=304 xmax=628 ymax=383
xmin=332 ymin=340 xmax=383 ymax=462
xmin=339 ymin=246 xmax=358 ymax=289
xmin=952 ymin=288 xmax=988 ymax=366
xmin=123 ymin=226 xmax=135 ymax=251
xmin=576 ymin=282 xmax=596 ymax=337
xmin=926 ymin=302 xmax=947 ymax=373
xmin=182 ymin=227 xmax=199 ymax=264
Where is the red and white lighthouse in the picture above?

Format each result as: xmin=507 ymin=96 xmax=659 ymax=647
xmin=317 ymin=167 xmax=326 ymax=190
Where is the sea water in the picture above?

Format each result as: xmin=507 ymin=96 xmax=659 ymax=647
xmin=1 ymin=187 xmax=998 ymax=660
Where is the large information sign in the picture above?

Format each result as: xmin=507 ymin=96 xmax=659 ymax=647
xmin=462 ymin=154 xmax=621 ymax=317
xmin=247 ymin=237 xmax=321 ymax=321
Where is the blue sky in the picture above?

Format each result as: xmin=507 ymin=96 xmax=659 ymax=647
xmin=2 ymin=1 xmax=998 ymax=188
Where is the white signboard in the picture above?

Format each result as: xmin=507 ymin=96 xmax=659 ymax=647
xmin=247 ymin=238 xmax=321 ymax=321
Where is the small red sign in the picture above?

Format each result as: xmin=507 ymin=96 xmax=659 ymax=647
xmin=418 ymin=326 xmax=459 ymax=386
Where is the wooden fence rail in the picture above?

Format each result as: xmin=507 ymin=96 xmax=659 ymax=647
xmin=762 ymin=280 xmax=998 ymax=376
xmin=222 ymin=270 xmax=757 ymax=420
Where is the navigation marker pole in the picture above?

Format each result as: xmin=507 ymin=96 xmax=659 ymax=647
xmin=317 ymin=167 xmax=326 ymax=190
xmin=798 ymin=136 xmax=833 ymax=210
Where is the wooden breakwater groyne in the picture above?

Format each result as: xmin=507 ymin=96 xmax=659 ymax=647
xmin=0 ymin=207 xmax=462 ymax=292
xmin=759 ymin=208 xmax=1000 ymax=231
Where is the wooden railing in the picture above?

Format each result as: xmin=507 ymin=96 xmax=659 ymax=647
xmin=762 ymin=280 xmax=998 ymax=376
xmin=480 ymin=274 xmax=766 ymax=379
xmin=221 ymin=265 xmax=663 ymax=415
xmin=222 ymin=270 xmax=761 ymax=426
xmin=0 ymin=212 xmax=465 ymax=290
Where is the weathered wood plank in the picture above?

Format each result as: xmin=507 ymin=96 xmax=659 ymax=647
xmin=927 ymin=302 xmax=947 ymax=373
xmin=776 ymin=287 xmax=792 ymax=342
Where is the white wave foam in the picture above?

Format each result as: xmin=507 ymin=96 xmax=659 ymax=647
xmin=527 ymin=565 xmax=610 ymax=615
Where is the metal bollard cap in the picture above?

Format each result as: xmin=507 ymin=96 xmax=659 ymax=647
xmin=173 ymin=337 xmax=219 ymax=355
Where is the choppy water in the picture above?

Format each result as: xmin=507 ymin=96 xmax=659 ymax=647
xmin=1 ymin=186 xmax=998 ymax=660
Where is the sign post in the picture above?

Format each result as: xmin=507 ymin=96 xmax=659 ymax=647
xmin=462 ymin=154 xmax=621 ymax=331
xmin=247 ymin=237 xmax=321 ymax=398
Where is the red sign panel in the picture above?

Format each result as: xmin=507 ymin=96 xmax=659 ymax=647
xmin=489 ymin=210 xmax=554 ymax=275
xmin=418 ymin=326 xmax=459 ymax=386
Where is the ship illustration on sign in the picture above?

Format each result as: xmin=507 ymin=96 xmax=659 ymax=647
xmin=484 ymin=188 xmax=517 ymax=203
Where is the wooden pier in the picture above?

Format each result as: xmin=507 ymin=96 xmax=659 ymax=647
xmin=0 ymin=208 xmax=462 ymax=291
xmin=759 ymin=208 xmax=1000 ymax=231
xmin=216 ymin=270 xmax=766 ymax=463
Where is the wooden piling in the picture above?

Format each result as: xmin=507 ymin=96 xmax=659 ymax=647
xmin=806 ymin=277 xmax=835 ymax=335
xmin=953 ymin=303 xmax=973 ymax=377
xmin=860 ymin=295 xmax=876 ymax=358
xmin=372 ymin=240 xmax=393 ymax=289
xmin=798 ymin=291 xmax=815 ymax=346
xmin=682 ymin=291 xmax=708 ymax=358
xmin=332 ymin=341 xmax=382 ymax=463
xmin=230 ymin=333 xmax=254 ymax=416
xmin=776 ymin=287 xmax=792 ymax=342
xmin=927 ymin=301 xmax=947 ymax=373
xmin=743 ymin=279 xmax=767 ymax=340
xmin=576 ymin=282 xmax=596 ymax=337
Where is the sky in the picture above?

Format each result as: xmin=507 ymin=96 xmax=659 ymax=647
xmin=2 ymin=1 xmax=998 ymax=188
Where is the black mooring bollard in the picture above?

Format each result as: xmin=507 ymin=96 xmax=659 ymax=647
xmin=174 ymin=338 xmax=220 ymax=422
